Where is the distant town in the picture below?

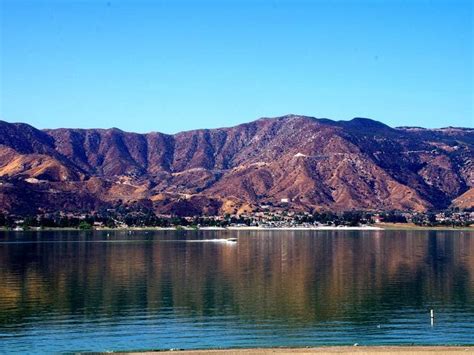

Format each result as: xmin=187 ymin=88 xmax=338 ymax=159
xmin=1 ymin=207 xmax=473 ymax=231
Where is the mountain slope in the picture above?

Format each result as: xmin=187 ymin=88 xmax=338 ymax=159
xmin=0 ymin=115 xmax=472 ymax=215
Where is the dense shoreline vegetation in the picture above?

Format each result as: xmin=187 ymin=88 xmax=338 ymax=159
xmin=0 ymin=208 xmax=472 ymax=230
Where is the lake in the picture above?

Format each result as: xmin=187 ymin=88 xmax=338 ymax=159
xmin=0 ymin=229 xmax=473 ymax=352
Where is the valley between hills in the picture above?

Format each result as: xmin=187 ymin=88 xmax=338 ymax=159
xmin=0 ymin=115 xmax=472 ymax=217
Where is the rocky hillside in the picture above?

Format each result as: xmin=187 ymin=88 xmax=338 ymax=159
xmin=0 ymin=115 xmax=472 ymax=216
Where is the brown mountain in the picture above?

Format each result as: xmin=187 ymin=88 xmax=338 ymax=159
xmin=0 ymin=115 xmax=472 ymax=216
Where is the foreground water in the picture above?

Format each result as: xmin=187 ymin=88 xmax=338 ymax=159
xmin=0 ymin=229 xmax=473 ymax=352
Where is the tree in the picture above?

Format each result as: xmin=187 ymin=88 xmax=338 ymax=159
xmin=78 ymin=221 xmax=92 ymax=230
xmin=342 ymin=211 xmax=362 ymax=226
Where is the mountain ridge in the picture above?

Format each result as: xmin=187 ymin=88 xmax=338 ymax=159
xmin=0 ymin=115 xmax=472 ymax=216
xmin=4 ymin=114 xmax=473 ymax=134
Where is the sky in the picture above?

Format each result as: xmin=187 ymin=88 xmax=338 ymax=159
xmin=0 ymin=0 xmax=472 ymax=133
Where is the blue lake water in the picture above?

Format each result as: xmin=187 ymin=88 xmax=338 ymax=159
xmin=0 ymin=229 xmax=473 ymax=352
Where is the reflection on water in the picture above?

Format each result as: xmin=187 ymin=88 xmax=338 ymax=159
xmin=0 ymin=230 xmax=473 ymax=352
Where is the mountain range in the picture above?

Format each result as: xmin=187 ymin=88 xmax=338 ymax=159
xmin=0 ymin=115 xmax=472 ymax=216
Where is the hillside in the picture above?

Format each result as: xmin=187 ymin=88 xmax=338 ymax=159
xmin=0 ymin=115 xmax=472 ymax=216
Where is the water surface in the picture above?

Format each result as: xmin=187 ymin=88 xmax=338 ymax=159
xmin=0 ymin=230 xmax=473 ymax=352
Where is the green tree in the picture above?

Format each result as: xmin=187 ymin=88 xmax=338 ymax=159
xmin=78 ymin=221 xmax=92 ymax=230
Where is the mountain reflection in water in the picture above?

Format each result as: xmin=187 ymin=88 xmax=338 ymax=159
xmin=0 ymin=230 xmax=473 ymax=352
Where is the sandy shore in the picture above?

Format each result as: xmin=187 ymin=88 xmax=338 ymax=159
xmin=129 ymin=346 xmax=474 ymax=354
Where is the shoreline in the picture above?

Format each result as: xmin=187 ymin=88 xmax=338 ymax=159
xmin=206 ymin=226 xmax=384 ymax=231
xmin=125 ymin=346 xmax=474 ymax=354
xmin=1 ymin=225 xmax=473 ymax=232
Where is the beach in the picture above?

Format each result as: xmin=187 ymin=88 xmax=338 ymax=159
xmin=131 ymin=346 xmax=474 ymax=354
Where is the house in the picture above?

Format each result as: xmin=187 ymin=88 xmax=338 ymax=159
xmin=373 ymin=214 xmax=383 ymax=223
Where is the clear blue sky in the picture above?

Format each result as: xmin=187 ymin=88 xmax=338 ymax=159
xmin=0 ymin=0 xmax=472 ymax=133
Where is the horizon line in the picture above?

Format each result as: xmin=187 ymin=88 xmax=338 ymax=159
xmin=0 ymin=114 xmax=472 ymax=135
